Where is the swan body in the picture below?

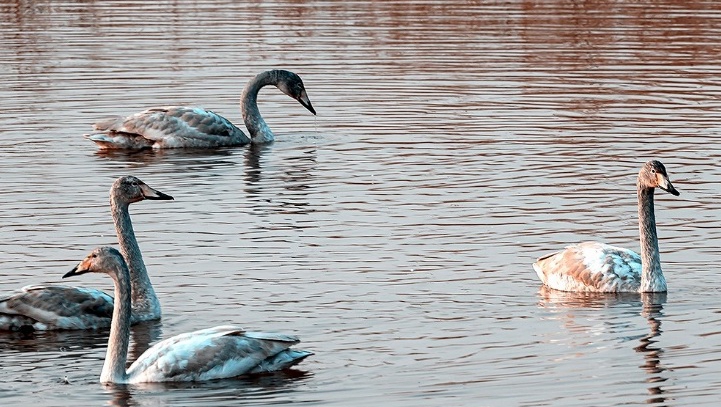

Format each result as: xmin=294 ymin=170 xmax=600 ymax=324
xmin=86 ymin=70 xmax=316 ymax=149
xmin=0 ymin=285 xmax=115 ymax=331
xmin=0 ymin=176 xmax=173 ymax=331
xmin=533 ymin=160 xmax=680 ymax=293
xmin=65 ymin=247 xmax=312 ymax=383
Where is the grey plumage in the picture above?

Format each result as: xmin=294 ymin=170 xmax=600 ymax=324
xmin=86 ymin=70 xmax=316 ymax=149
xmin=0 ymin=176 xmax=172 ymax=331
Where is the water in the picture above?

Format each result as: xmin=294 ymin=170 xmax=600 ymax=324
xmin=1 ymin=0 xmax=721 ymax=405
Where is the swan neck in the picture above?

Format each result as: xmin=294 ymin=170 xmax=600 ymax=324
xmin=638 ymin=185 xmax=665 ymax=292
xmin=111 ymin=198 xmax=160 ymax=320
xmin=100 ymin=259 xmax=132 ymax=383
xmin=241 ymin=71 xmax=276 ymax=143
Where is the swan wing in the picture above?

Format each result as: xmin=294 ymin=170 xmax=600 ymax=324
xmin=127 ymin=325 xmax=310 ymax=382
xmin=533 ymin=242 xmax=642 ymax=292
xmin=88 ymin=107 xmax=249 ymax=149
xmin=0 ymin=285 xmax=114 ymax=330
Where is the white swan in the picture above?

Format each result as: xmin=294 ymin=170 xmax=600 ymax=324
xmin=0 ymin=176 xmax=173 ymax=331
xmin=64 ymin=247 xmax=312 ymax=383
xmin=86 ymin=69 xmax=316 ymax=149
xmin=533 ymin=160 xmax=680 ymax=293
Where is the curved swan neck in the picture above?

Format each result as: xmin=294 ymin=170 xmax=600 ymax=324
xmin=111 ymin=198 xmax=160 ymax=319
xmin=100 ymin=259 xmax=132 ymax=383
xmin=241 ymin=70 xmax=277 ymax=143
xmin=638 ymin=185 xmax=666 ymax=292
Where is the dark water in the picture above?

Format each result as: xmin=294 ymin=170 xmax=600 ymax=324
xmin=2 ymin=1 xmax=721 ymax=406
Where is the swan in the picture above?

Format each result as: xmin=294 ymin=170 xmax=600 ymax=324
xmin=86 ymin=69 xmax=316 ymax=149
xmin=64 ymin=246 xmax=312 ymax=383
xmin=0 ymin=176 xmax=173 ymax=331
xmin=533 ymin=160 xmax=680 ymax=293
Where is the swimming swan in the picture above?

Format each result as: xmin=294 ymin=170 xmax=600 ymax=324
xmin=533 ymin=160 xmax=680 ymax=293
xmin=86 ymin=70 xmax=316 ymax=149
xmin=65 ymin=247 xmax=312 ymax=383
xmin=0 ymin=176 xmax=173 ymax=331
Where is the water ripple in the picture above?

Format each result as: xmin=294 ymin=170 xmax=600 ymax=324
xmin=2 ymin=0 xmax=721 ymax=406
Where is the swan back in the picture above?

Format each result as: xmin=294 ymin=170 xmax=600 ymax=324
xmin=0 ymin=285 xmax=114 ymax=330
xmin=126 ymin=326 xmax=312 ymax=382
xmin=89 ymin=107 xmax=250 ymax=149
xmin=533 ymin=242 xmax=643 ymax=292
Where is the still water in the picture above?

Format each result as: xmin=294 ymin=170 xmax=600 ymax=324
xmin=2 ymin=0 xmax=721 ymax=405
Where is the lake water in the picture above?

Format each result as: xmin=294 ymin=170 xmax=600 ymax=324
xmin=2 ymin=0 xmax=721 ymax=406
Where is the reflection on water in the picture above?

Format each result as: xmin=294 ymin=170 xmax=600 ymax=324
xmin=636 ymin=293 xmax=668 ymax=405
xmin=0 ymin=321 xmax=162 ymax=359
xmin=244 ymin=144 xmax=272 ymax=187
xmin=104 ymin=369 xmax=312 ymax=407
xmin=2 ymin=0 xmax=721 ymax=406
xmin=127 ymin=321 xmax=164 ymax=362
xmin=537 ymin=286 xmax=649 ymax=310
xmin=0 ymin=327 xmax=110 ymax=354
xmin=539 ymin=288 xmax=671 ymax=405
xmin=92 ymin=147 xmax=243 ymax=174
xmin=242 ymin=143 xmax=319 ymax=218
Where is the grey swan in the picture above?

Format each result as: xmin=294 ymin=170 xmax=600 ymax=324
xmin=0 ymin=176 xmax=172 ymax=330
xmin=86 ymin=70 xmax=316 ymax=149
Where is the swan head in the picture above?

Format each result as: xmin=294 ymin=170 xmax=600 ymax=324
xmin=274 ymin=70 xmax=316 ymax=115
xmin=639 ymin=160 xmax=680 ymax=196
xmin=111 ymin=176 xmax=174 ymax=204
xmin=63 ymin=247 xmax=125 ymax=279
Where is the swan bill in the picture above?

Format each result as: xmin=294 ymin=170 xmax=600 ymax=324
xmin=660 ymin=179 xmax=680 ymax=196
xmin=140 ymin=184 xmax=174 ymax=201
xmin=299 ymin=90 xmax=316 ymax=115
xmin=63 ymin=265 xmax=89 ymax=279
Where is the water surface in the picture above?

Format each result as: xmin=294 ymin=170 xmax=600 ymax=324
xmin=1 ymin=1 xmax=721 ymax=406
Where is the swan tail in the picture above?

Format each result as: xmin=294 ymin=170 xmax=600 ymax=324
xmin=85 ymin=133 xmax=154 ymax=150
xmin=249 ymin=349 xmax=314 ymax=373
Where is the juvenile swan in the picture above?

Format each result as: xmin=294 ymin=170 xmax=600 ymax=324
xmin=65 ymin=247 xmax=312 ymax=383
xmin=533 ymin=160 xmax=680 ymax=293
xmin=0 ymin=176 xmax=173 ymax=331
xmin=86 ymin=70 xmax=316 ymax=149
